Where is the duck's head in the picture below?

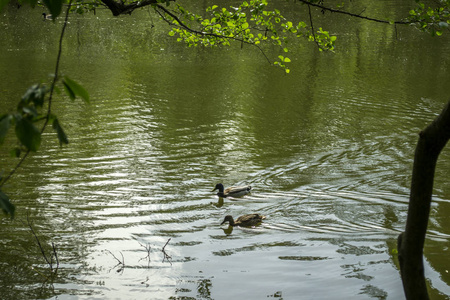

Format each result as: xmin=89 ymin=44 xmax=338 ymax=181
xmin=211 ymin=183 xmax=224 ymax=193
xmin=220 ymin=215 xmax=233 ymax=225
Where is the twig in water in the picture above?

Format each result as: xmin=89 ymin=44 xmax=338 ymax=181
xmin=28 ymin=216 xmax=56 ymax=271
xmin=106 ymin=250 xmax=125 ymax=273
xmin=161 ymin=238 xmax=172 ymax=265
xmin=21 ymin=214 xmax=59 ymax=279
xmin=139 ymin=242 xmax=152 ymax=266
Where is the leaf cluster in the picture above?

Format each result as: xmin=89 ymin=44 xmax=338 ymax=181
xmin=0 ymin=77 xmax=89 ymax=218
xmin=156 ymin=0 xmax=336 ymax=73
xmin=0 ymin=77 xmax=88 ymax=154
xmin=408 ymin=0 xmax=450 ymax=36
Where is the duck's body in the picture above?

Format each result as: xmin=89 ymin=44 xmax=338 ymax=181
xmin=42 ymin=13 xmax=54 ymax=20
xmin=220 ymin=214 xmax=265 ymax=227
xmin=212 ymin=183 xmax=251 ymax=198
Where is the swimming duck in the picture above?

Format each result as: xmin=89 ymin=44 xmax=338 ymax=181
xmin=220 ymin=214 xmax=265 ymax=227
xmin=42 ymin=13 xmax=54 ymax=20
xmin=212 ymin=183 xmax=252 ymax=198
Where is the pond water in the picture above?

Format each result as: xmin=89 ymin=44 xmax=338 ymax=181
xmin=1 ymin=1 xmax=450 ymax=299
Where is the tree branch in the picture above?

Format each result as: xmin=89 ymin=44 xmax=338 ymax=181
xmin=154 ymin=4 xmax=273 ymax=65
xmin=296 ymin=0 xmax=411 ymax=25
xmin=307 ymin=4 xmax=319 ymax=48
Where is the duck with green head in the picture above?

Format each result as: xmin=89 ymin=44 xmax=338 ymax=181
xmin=220 ymin=214 xmax=265 ymax=227
xmin=212 ymin=183 xmax=252 ymax=198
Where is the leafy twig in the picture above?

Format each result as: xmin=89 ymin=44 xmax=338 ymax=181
xmin=154 ymin=4 xmax=273 ymax=65
xmin=0 ymin=0 xmax=73 ymax=189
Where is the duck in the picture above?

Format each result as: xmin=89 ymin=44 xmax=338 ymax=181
xmin=220 ymin=214 xmax=265 ymax=227
xmin=42 ymin=13 xmax=54 ymax=20
xmin=211 ymin=183 xmax=252 ymax=198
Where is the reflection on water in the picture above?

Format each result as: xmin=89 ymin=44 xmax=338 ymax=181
xmin=1 ymin=3 xmax=450 ymax=300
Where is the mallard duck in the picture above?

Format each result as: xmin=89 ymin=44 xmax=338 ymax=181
xmin=42 ymin=13 xmax=54 ymax=20
xmin=220 ymin=214 xmax=265 ymax=227
xmin=212 ymin=183 xmax=252 ymax=198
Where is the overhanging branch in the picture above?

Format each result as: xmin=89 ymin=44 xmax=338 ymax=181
xmin=297 ymin=0 xmax=411 ymax=25
xmin=154 ymin=4 xmax=273 ymax=65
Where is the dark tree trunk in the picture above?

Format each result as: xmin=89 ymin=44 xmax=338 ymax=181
xmin=398 ymin=100 xmax=450 ymax=299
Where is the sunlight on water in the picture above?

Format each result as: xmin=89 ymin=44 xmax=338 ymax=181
xmin=1 ymin=3 xmax=450 ymax=300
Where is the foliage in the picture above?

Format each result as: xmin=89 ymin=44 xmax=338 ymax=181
xmin=408 ymin=0 xmax=450 ymax=36
xmin=0 ymin=77 xmax=88 ymax=217
xmin=0 ymin=0 xmax=89 ymax=218
xmin=0 ymin=78 xmax=88 ymax=154
xmin=155 ymin=0 xmax=335 ymax=73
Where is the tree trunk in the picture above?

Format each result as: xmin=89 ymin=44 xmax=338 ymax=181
xmin=398 ymin=100 xmax=450 ymax=299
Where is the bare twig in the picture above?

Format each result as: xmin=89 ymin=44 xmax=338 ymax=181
xmin=0 ymin=151 xmax=31 ymax=188
xmin=307 ymin=4 xmax=319 ymax=48
xmin=139 ymin=242 xmax=152 ymax=266
xmin=106 ymin=250 xmax=125 ymax=273
xmin=297 ymin=0 xmax=411 ymax=25
xmin=22 ymin=214 xmax=59 ymax=276
xmin=161 ymin=238 xmax=172 ymax=265
xmin=26 ymin=215 xmax=50 ymax=268
xmin=106 ymin=249 xmax=124 ymax=265
xmin=51 ymin=242 xmax=59 ymax=270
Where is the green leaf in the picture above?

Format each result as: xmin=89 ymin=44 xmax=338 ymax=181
xmin=21 ymin=106 xmax=38 ymax=117
xmin=15 ymin=118 xmax=41 ymax=152
xmin=52 ymin=117 xmax=69 ymax=146
xmin=0 ymin=114 xmax=12 ymax=144
xmin=63 ymin=81 xmax=76 ymax=101
xmin=63 ymin=77 xmax=90 ymax=104
xmin=0 ymin=190 xmax=15 ymax=219
xmin=20 ymin=84 xmax=46 ymax=109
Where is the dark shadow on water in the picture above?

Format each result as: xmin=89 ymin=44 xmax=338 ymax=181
xmin=212 ymin=197 xmax=224 ymax=208
xmin=222 ymin=225 xmax=233 ymax=235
